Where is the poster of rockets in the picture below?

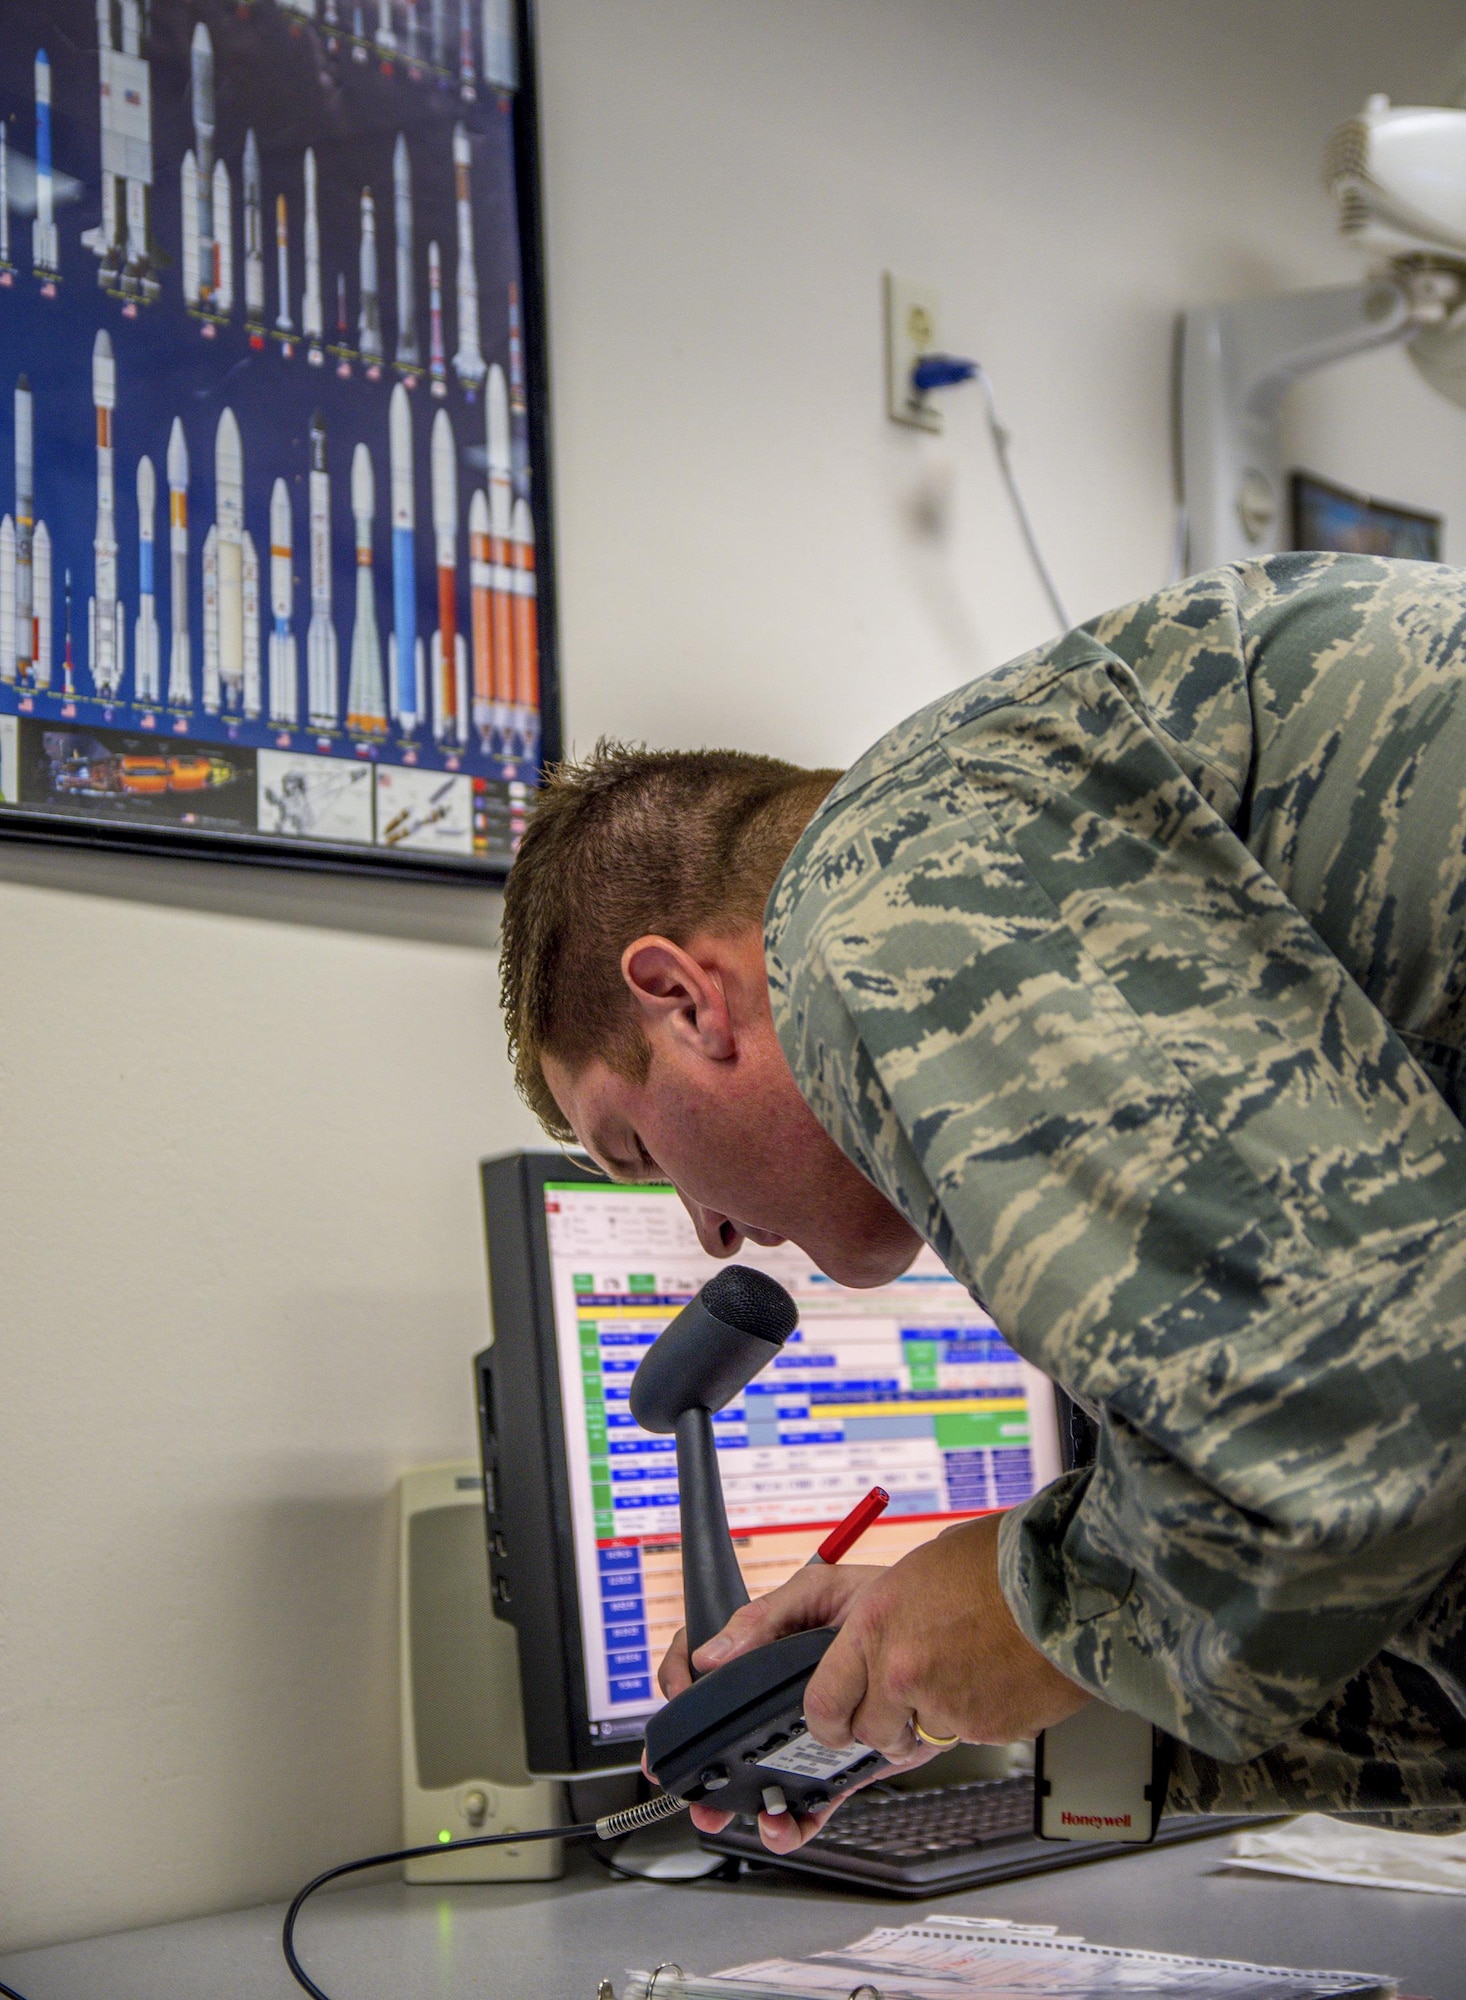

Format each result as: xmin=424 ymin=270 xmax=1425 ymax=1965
xmin=0 ymin=0 xmax=554 ymax=878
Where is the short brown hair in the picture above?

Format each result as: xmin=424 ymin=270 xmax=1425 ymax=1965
xmin=500 ymin=741 xmax=841 ymax=1139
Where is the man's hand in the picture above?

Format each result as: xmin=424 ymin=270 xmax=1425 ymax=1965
xmin=651 ymin=1516 xmax=1092 ymax=1853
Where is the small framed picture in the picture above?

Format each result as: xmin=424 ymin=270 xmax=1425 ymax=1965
xmin=1291 ymin=470 xmax=1442 ymax=564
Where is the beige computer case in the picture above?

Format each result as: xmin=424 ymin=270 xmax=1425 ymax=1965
xmin=398 ymin=1461 xmax=565 ymax=1882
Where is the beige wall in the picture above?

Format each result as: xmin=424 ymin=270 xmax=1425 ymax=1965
xmin=5 ymin=0 xmax=1466 ymax=1952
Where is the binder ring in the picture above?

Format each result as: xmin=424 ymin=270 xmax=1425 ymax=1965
xmin=647 ymin=1965 xmax=685 ymax=2000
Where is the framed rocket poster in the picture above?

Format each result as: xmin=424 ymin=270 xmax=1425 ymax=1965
xmin=0 ymin=0 xmax=557 ymax=880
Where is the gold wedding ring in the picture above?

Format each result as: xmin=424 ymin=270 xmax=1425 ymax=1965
xmin=912 ymin=1721 xmax=960 ymax=1749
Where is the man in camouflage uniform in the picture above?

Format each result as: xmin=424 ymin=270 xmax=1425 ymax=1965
xmin=502 ymin=552 xmax=1466 ymax=1835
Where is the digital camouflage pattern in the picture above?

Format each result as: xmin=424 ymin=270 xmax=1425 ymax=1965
xmin=765 ymin=553 xmax=1466 ymax=1823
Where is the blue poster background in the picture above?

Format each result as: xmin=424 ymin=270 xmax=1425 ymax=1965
xmin=0 ymin=0 xmax=540 ymax=870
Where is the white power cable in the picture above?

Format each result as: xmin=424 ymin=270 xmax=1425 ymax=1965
xmin=967 ymin=363 xmax=1071 ymax=632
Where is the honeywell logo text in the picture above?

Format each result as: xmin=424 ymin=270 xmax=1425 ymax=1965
xmin=1060 ymin=1810 xmax=1133 ymax=1828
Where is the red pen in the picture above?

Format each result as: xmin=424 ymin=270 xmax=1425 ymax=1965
xmin=806 ymin=1485 xmax=890 ymax=1566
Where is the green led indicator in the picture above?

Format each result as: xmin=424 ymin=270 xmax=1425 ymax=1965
xmin=438 ymin=1829 xmax=453 ymax=1844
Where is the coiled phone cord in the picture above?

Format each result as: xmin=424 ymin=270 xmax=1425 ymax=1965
xmin=282 ymin=1790 xmax=689 ymax=2000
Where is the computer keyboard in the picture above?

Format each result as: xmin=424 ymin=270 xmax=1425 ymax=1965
xmin=701 ymin=1772 xmax=1255 ymax=1894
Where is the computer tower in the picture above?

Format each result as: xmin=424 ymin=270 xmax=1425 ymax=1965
xmin=398 ymin=1461 xmax=565 ymax=1882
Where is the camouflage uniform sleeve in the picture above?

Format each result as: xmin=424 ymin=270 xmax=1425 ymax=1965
xmin=766 ymin=561 xmax=1466 ymax=1769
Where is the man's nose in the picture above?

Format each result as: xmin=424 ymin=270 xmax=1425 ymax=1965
xmin=676 ymin=1189 xmax=744 ymax=1258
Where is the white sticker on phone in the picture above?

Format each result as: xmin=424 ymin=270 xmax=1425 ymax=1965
xmin=756 ymin=1730 xmax=871 ymax=1781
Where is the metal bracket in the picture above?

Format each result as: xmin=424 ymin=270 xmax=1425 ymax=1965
xmin=1177 ymin=280 xmax=1418 ymax=570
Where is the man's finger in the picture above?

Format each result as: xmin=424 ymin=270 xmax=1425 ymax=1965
xmin=800 ymin=1620 xmax=870 ymax=1748
xmin=658 ymin=1626 xmax=693 ymax=1699
xmin=690 ymin=1563 xmax=880 ymax=1673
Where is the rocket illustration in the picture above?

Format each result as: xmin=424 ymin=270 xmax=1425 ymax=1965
xmin=87 ymin=1 xmax=158 ymax=298
xmin=303 ymin=147 xmax=324 ymax=362
xmin=0 ymin=517 xmax=13 ymax=681
xmin=275 ymin=192 xmax=293 ymax=338
xmin=430 ymin=408 xmax=466 ymax=746
xmin=214 ymin=408 xmax=244 ymax=711
xmin=243 ymin=528 xmax=262 ymax=718
xmin=427 ymin=239 xmax=447 ymax=396
xmin=33 ymin=51 xmax=60 ymax=277
xmin=307 ymin=411 xmax=339 ymax=728
xmin=347 ymin=442 xmax=387 ymax=733
xmin=451 ymin=125 xmax=486 ymax=393
xmin=268 ymin=477 xmax=298 ymax=725
xmin=469 ymin=489 xmax=491 ymax=748
xmin=388 ymin=383 xmax=424 ymax=734
xmin=459 ymin=0 xmax=477 ymax=98
xmin=134 ymin=454 xmax=160 ymax=703
xmin=358 ymin=187 xmax=383 ymax=372
xmin=431 ymin=0 xmax=447 ymax=66
xmin=510 ymin=495 xmax=538 ymax=750
xmin=166 ymin=419 xmax=192 ymax=704
xmin=334 ymin=271 xmax=354 ymax=378
xmin=482 ymin=0 xmax=518 ymax=90
xmin=1 ymin=121 xmax=12 ymax=280
xmin=405 ymin=0 xmax=421 ymax=66
xmin=508 ymin=277 xmax=529 ymax=489
xmin=212 ymin=156 xmax=233 ymax=312
xmin=181 ymin=149 xmax=199 ymax=304
xmin=243 ymin=130 xmax=266 ymax=338
xmin=376 ymin=0 xmax=397 ymax=54
xmin=393 ymin=135 xmax=418 ymax=373
xmin=33 ymin=520 xmax=51 ymax=687
xmin=191 ymin=25 xmax=215 ymax=307
xmin=13 ymin=376 xmax=34 ymax=681
xmin=486 ymin=361 xmax=513 ymax=747
xmin=201 ymin=523 xmax=219 ymax=710
xmin=89 ymin=331 xmax=126 ymax=699
xmin=62 ymin=567 xmax=75 ymax=696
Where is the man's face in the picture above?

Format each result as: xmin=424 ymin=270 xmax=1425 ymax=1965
xmin=541 ymin=928 xmax=921 ymax=1289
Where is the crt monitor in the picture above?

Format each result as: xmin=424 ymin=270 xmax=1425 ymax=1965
xmin=475 ymin=1150 xmax=1063 ymax=1778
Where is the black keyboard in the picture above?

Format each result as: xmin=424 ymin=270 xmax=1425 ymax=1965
xmin=701 ymin=1773 xmax=1254 ymax=1895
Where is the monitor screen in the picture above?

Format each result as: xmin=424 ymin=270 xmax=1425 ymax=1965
xmin=547 ymin=1178 xmax=1060 ymax=1744
xmin=477 ymin=1151 xmax=1062 ymax=1773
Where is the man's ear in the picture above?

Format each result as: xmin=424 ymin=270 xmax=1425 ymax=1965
xmin=621 ymin=936 xmax=735 ymax=1060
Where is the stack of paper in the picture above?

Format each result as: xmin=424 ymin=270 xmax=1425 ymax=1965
xmin=623 ymin=1910 xmax=1394 ymax=2000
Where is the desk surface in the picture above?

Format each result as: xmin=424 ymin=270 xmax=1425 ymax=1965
xmin=0 ymin=1830 xmax=1456 ymax=2000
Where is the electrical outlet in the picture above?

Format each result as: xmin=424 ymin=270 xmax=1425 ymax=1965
xmin=885 ymin=273 xmax=943 ymax=432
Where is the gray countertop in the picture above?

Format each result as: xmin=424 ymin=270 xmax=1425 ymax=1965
xmin=1 ymin=1829 xmax=1456 ymax=2000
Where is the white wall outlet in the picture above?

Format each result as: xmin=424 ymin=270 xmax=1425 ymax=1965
xmin=886 ymin=273 xmax=943 ymax=432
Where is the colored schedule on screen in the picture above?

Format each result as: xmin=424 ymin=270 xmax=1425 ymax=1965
xmin=541 ymin=1182 xmax=1061 ymax=1740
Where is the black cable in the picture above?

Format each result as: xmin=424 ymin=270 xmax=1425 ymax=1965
xmin=282 ymin=1793 xmax=688 ymax=2000
xmin=283 ymin=1820 xmax=597 ymax=1999
xmin=0 ymin=1980 xmax=29 ymax=2000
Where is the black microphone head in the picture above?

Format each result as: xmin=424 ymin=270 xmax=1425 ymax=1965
xmin=629 ymin=1266 xmax=799 ymax=1430
xmin=702 ymin=1264 xmax=799 ymax=1343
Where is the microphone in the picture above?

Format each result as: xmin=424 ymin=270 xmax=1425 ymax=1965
xmin=630 ymin=1266 xmax=798 ymax=1658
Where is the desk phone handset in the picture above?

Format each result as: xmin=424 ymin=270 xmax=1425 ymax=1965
xmin=631 ymin=1267 xmax=889 ymax=1821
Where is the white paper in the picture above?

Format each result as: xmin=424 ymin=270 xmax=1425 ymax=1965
xmin=1226 ymin=1813 xmax=1466 ymax=1897
xmin=707 ymin=1912 xmax=1391 ymax=2000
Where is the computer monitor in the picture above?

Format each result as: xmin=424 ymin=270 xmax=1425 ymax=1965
xmin=475 ymin=1150 xmax=1063 ymax=1778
